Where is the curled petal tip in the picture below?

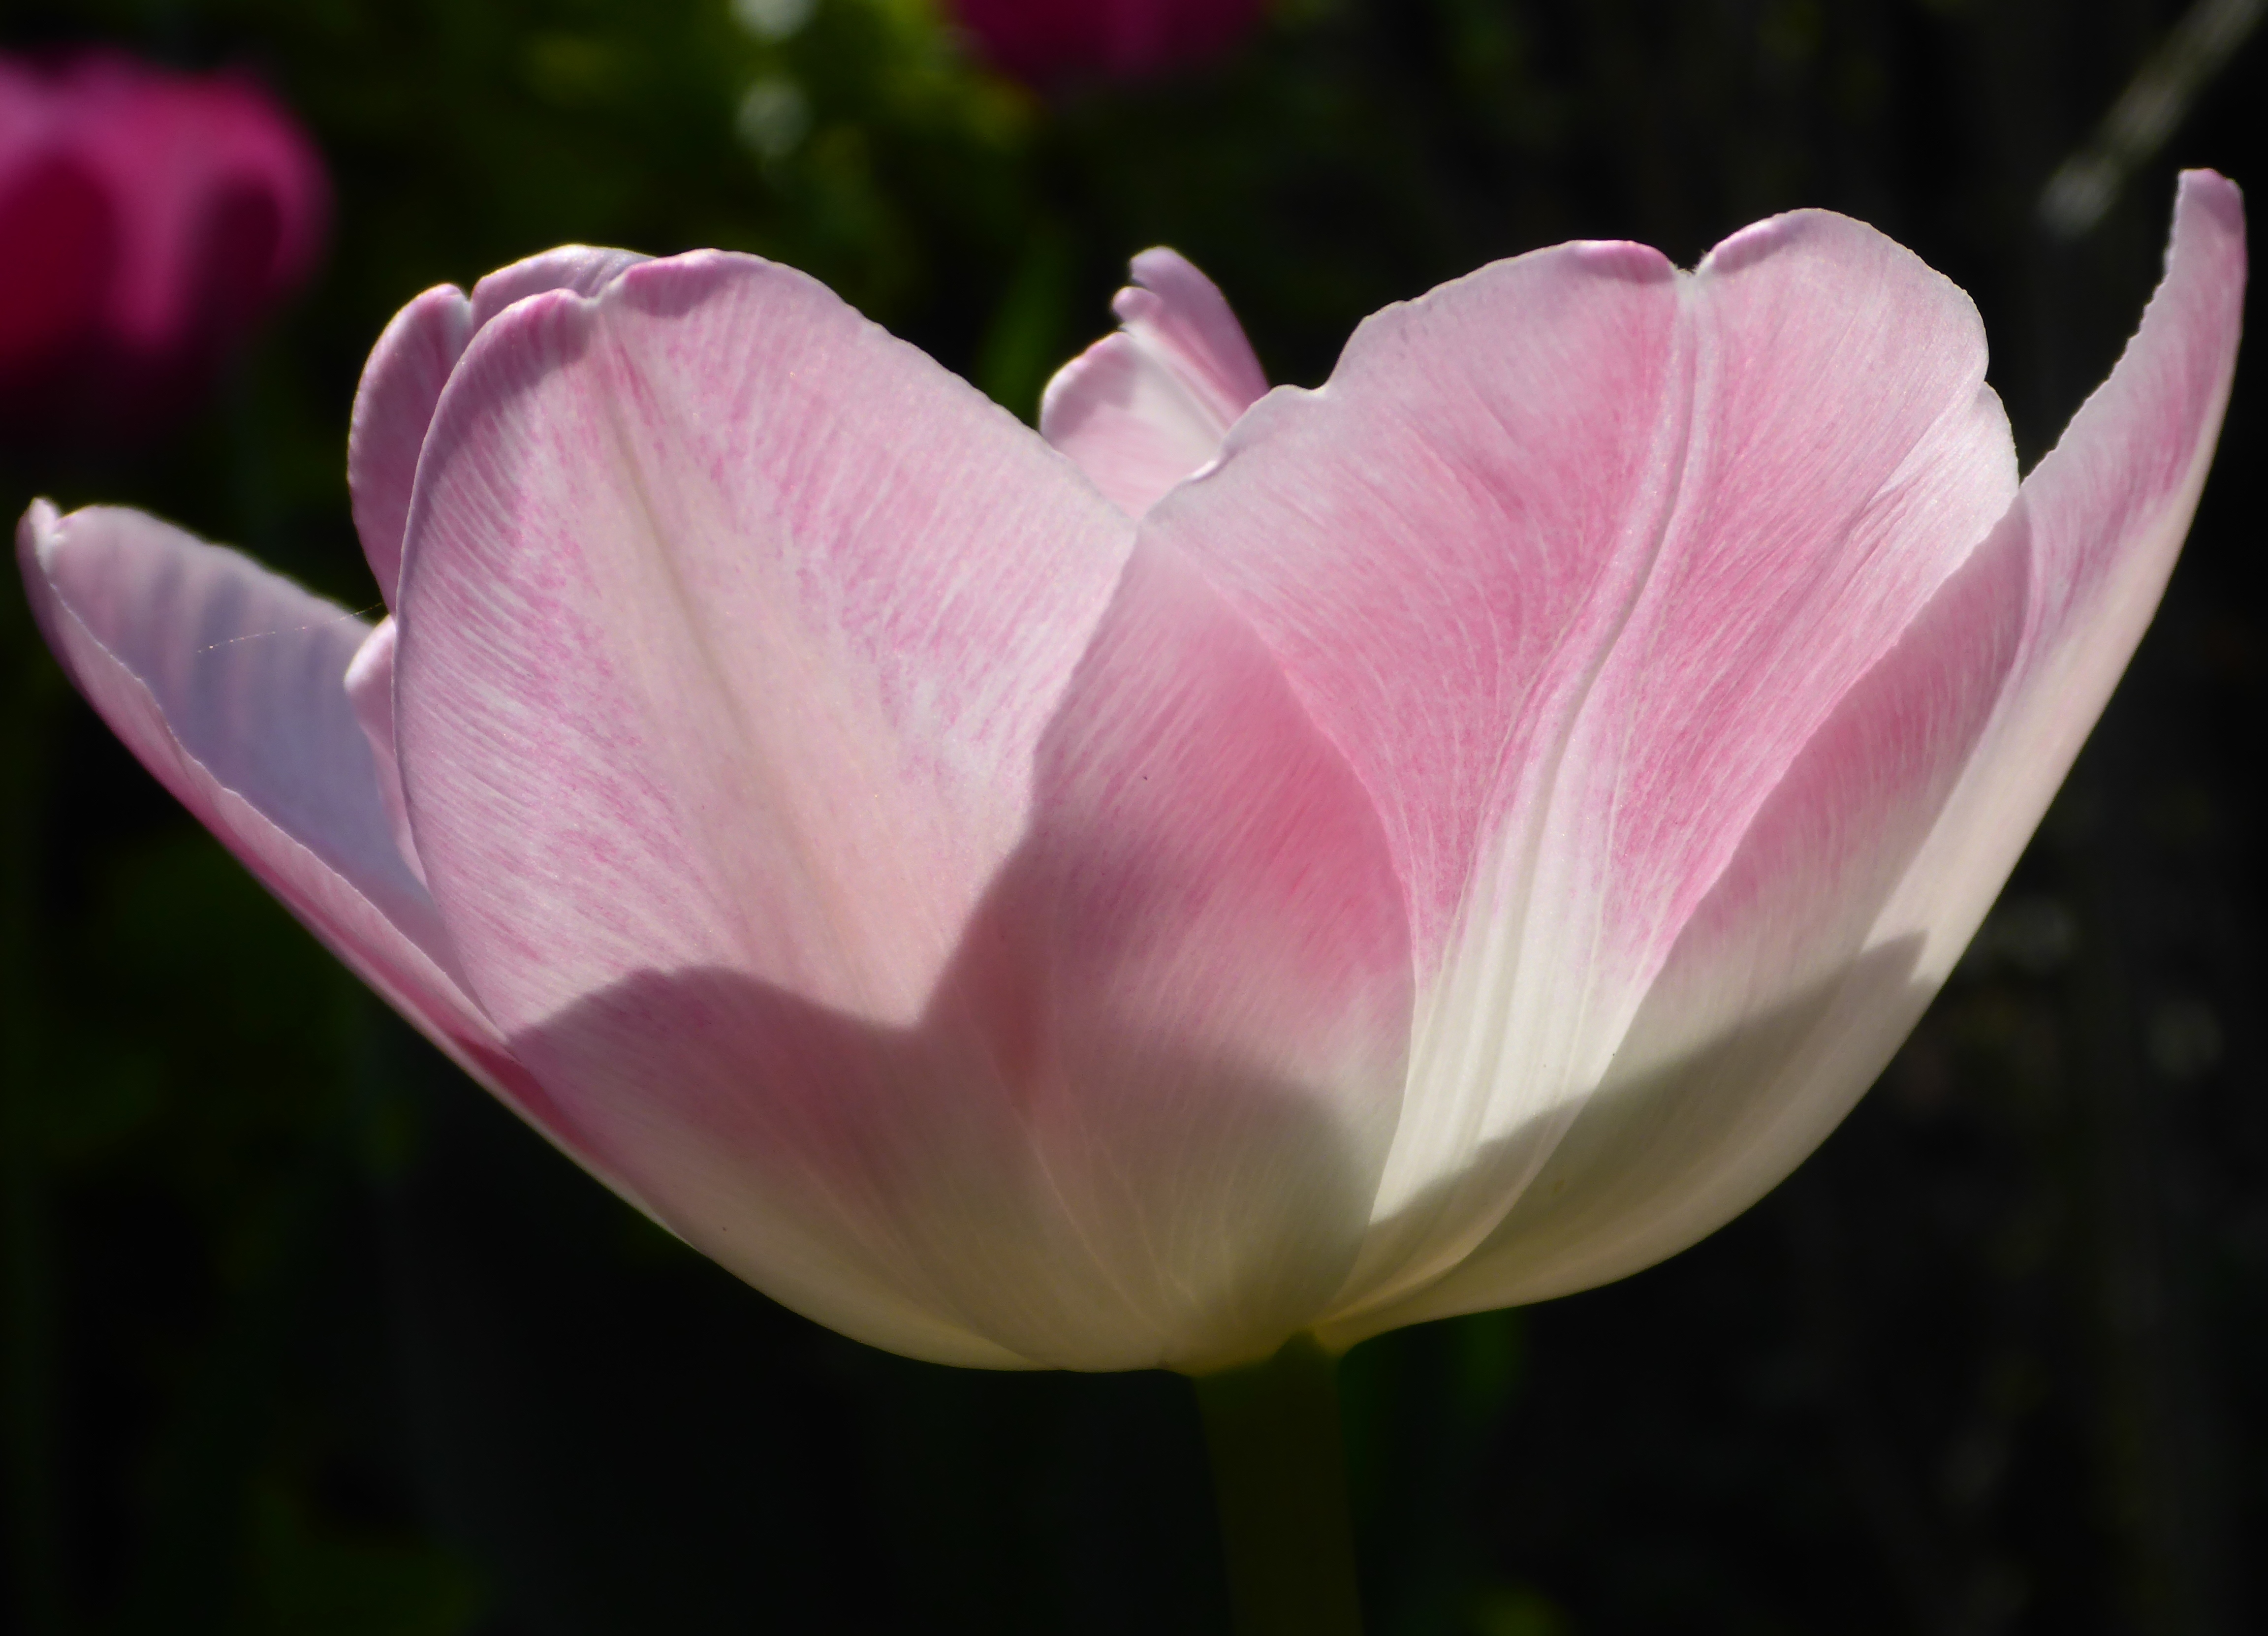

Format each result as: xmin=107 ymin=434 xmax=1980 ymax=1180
xmin=1042 ymin=246 xmax=1266 ymax=515
xmin=18 ymin=496 xmax=61 ymax=552
xmin=348 ymin=245 xmax=652 ymax=605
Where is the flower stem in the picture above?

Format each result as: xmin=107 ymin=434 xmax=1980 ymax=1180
xmin=1193 ymin=1335 xmax=1365 ymax=1636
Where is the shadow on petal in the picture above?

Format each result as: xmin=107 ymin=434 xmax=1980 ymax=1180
xmin=1323 ymin=934 xmax=1933 ymax=1345
xmin=502 ymin=945 xmax=1382 ymax=1373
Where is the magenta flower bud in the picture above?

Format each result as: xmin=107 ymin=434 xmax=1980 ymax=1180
xmin=0 ymin=49 xmax=327 ymax=442
xmin=946 ymin=0 xmax=1267 ymax=83
xmin=17 ymin=178 xmax=2244 ymax=1373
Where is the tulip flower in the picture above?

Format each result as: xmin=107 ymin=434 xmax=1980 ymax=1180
xmin=17 ymin=180 xmax=2244 ymax=1379
xmin=946 ymin=0 xmax=1266 ymax=83
xmin=0 ymin=49 xmax=326 ymax=441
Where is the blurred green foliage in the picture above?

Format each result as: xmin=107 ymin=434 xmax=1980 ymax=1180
xmin=1 ymin=0 xmax=2264 ymax=1633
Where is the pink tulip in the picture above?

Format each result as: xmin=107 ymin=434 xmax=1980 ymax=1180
xmin=18 ymin=177 xmax=2243 ymax=1373
xmin=946 ymin=0 xmax=1266 ymax=83
xmin=0 ymin=50 xmax=326 ymax=440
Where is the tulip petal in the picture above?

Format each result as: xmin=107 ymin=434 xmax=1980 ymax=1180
xmin=1149 ymin=215 xmax=2023 ymax=1311
xmin=491 ymin=542 xmax=1414 ymax=1369
xmin=12 ymin=502 xmax=544 ymax=1120
xmin=348 ymin=248 xmax=648 ymax=602
xmin=398 ymin=250 xmax=1131 ymax=1034
xmin=346 ymin=287 xmax=471 ymax=605
xmin=1325 ymin=514 xmax=2029 ymax=1341
xmin=929 ymin=540 xmax=1411 ymax=1366
xmin=342 ymin=616 xmax=423 ymax=884
xmin=1040 ymin=248 xmax=1268 ymax=514
xmin=1328 ymin=170 xmax=2245 ymax=1338
xmin=403 ymin=252 xmax=1324 ymax=1364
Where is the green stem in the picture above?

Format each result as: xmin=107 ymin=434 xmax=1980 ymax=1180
xmin=1193 ymin=1335 xmax=1365 ymax=1636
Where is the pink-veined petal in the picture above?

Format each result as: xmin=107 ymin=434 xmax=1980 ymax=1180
xmin=1325 ymin=508 xmax=2030 ymax=1340
xmin=400 ymin=251 xmax=1313 ymax=1365
xmin=1147 ymin=215 xmax=2022 ymax=1316
xmin=935 ymin=539 xmax=1411 ymax=1366
xmin=347 ymin=287 xmax=471 ymax=605
xmin=1040 ymin=248 xmax=1268 ymax=515
xmin=11 ymin=501 xmax=559 ymax=1129
xmin=397 ymin=249 xmax=1131 ymax=1041
xmin=347 ymin=247 xmax=647 ymax=603
xmin=496 ymin=540 xmax=1413 ymax=1370
xmin=1328 ymin=170 xmax=2245 ymax=1338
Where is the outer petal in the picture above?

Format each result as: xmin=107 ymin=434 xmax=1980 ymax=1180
xmin=1329 ymin=171 xmax=2245 ymax=1338
xmin=346 ymin=287 xmax=472 ymax=605
xmin=397 ymin=251 xmax=1133 ymax=1040
xmin=347 ymin=248 xmax=648 ymax=603
xmin=399 ymin=246 xmax=1379 ymax=1361
xmin=11 ymin=502 xmax=558 ymax=1132
xmin=491 ymin=542 xmax=1414 ymax=1370
xmin=1040 ymin=248 xmax=1268 ymax=515
xmin=1324 ymin=514 xmax=2029 ymax=1342
xmin=1146 ymin=216 xmax=2022 ymax=1315
xmin=942 ymin=542 xmax=1410 ymax=1367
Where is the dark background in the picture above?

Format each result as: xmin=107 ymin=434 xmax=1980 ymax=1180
xmin=1 ymin=0 xmax=2263 ymax=1631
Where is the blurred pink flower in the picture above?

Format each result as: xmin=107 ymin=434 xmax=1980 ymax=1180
xmin=17 ymin=177 xmax=2243 ymax=1372
xmin=0 ymin=49 xmax=326 ymax=441
xmin=947 ymin=0 xmax=1265 ymax=83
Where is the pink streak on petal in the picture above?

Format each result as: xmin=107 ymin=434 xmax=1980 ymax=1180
xmin=1330 ymin=499 xmax=2032 ymax=1339
xmin=347 ymin=247 xmax=648 ymax=604
xmin=1150 ymin=217 xmax=2022 ymax=1312
xmin=1167 ymin=241 xmax=1697 ymax=1304
xmin=490 ymin=541 xmax=1411 ymax=1370
xmin=1041 ymin=248 xmax=1268 ymax=515
xmin=398 ymin=250 xmax=1133 ymax=1031
xmin=950 ymin=539 xmax=1411 ymax=1363
xmin=1144 ymin=238 xmax=1691 ymax=973
xmin=1333 ymin=172 xmax=2244 ymax=1336
xmin=394 ymin=252 xmax=1171 ymax=1363
xmin=10 ymin=502 xmax=571 ymax=1139
xmin=1524 ymin=210 xmax=2016 ymax=1007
